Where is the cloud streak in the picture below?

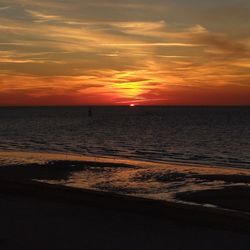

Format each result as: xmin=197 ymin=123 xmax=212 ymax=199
xmin=0 ymin=0 xmax=249 ymax=105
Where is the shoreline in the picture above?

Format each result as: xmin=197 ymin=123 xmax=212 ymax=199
xmin=1 ymin=175 xmax=250 ymax=232
xmin=1 ymin=150 xmax=250 ymax=248
xmin=1 ymin=149 xmax=250 ymax=172
xmin=1 ymin=177 xmax=250 ymax=249
xmin=1 ymin=150 xmax=250 ymax=172
xmin=1 ymin=151 xmax=250 ymax=214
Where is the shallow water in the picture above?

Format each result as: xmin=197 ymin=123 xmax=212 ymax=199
xmin=0 ymin=106 xmax=250 ymax=168
xmin=1 ymin=151 xmax=250 ymax=209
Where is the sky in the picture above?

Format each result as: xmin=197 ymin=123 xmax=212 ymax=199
xmin=0 ymin=0 xmax=250 ymax=106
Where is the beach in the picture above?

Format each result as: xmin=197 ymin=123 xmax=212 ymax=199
xmin=1 ymin=176 xmax=250 ymax=250
xmin=0 ymin=178 xmax=250 ymax=249
xmin=1 ymin=151 xmax=250 ymax=249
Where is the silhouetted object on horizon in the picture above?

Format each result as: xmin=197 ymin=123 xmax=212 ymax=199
xmin=88 ymin=107 xmax=93 ymax=117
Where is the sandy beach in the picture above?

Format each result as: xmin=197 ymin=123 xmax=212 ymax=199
xmin=0 ymin=177 xmax=250 ymax=249
xmin=0 ymin=152 xmax=250 ymax=249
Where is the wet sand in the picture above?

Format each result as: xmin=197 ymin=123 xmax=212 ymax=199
xmin=1 ymin=177 xmax=250 ymax=249
xmin=1 ymin=152 xmax=250 ymax=249
xmin=177 ymin=185 xmax=250 ymax=213
xmin=1 ymin=158 xmax=250 ymax=213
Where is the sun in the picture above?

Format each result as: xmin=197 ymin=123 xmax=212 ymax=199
xmin=129 ymin=104 xmax=135 ymax=107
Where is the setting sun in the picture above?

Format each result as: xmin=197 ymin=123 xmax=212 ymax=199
xmin=130 ymin=104 xmax=135 ymax=107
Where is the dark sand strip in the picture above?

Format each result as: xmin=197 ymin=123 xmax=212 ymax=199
xmin=176 ymin=186 xmax=250 ymax=213
xmin=1 ymin=175 xmax=250 ymax=231
xmin=1 ymin=177 xmax=250 ymax=250
xmin=1 ymin=155 xmax=250 ymax=249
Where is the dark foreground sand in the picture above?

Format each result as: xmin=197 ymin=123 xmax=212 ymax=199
xmin=1 ymin=152 xmax=250 ymax=249
xmin=1 ymin=177 xmax=250 ymax=250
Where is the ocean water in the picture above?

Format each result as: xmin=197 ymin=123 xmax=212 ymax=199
xmin=0 ymin=106 xmax=250 ymax=169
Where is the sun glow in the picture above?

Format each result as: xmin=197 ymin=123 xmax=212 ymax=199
xmin=0 ymin=0 xmax=250 ymax=106
xmin=130 ymin=104 xmax=135 ymax=107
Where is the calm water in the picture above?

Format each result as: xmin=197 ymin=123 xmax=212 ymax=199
xmin=0 ymin=106 xmax=250 ymax=169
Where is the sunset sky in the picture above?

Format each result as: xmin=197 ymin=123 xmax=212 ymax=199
xmin=0 ymin=0 xmax=249 ymax=105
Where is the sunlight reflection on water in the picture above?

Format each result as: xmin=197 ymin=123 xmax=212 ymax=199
xmin=1 ymin=151 xmax=249 ymax=207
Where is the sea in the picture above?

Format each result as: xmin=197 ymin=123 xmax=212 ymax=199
xmin=0 ymin=106 xmax=250 ymax=169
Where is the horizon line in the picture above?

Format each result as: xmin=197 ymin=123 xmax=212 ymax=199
xmin=0 ymin=105 xmax=249 ymax=108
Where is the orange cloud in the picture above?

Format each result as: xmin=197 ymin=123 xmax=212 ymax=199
xmin=0 ymin=0 xmax=250 ymax=106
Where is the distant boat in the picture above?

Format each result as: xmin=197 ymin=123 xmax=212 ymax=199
xmin=88 ymin=107 xmax=92 ymax=117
